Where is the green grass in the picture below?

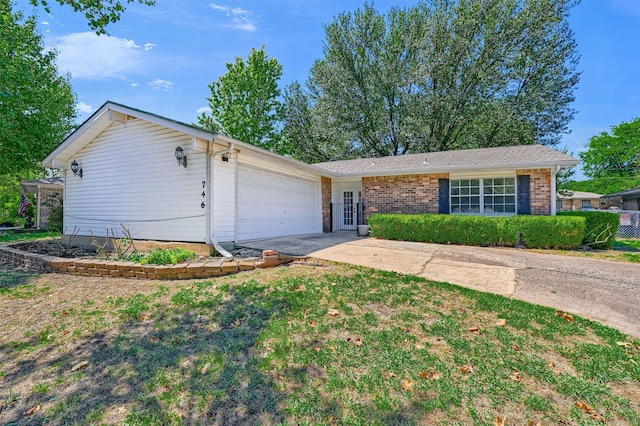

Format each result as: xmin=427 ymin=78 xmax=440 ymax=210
xmin=617 ymin=239 xmax=640 ymax=250
xmin=0 ymin=230 xmax=60 ymax=243
xmin=0 ymin=264 xmax=638 ymax=425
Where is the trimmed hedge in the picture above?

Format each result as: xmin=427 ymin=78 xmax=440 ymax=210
xmin=368 ymin=214 xmax=586 ymax=249
xmin=557 ymin=211 xmax=619 ymax=249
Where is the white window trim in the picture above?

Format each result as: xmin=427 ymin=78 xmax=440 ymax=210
xmin=450 ymin=177 xmax=517 ymax=215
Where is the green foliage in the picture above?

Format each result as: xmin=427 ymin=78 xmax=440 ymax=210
xmin=565 ymin=176 xmax=640 ymax=195
xmin=0 ymin=1 xmax=76 ymax=177
xmin=508 ymin=215 xmax=585 ymax=249
xmin=29 ymin=0 xmax=155 ymax=34
xmin=285 ymin=0 xmax=580 ymax=162
xmin=137 ymin=247 xmax=196 ymax=265
xmin=558 ymin=211 xmax=620 ymax=249
xmin=580 ymin=117 xmax=640 ymax=180
xmin=368 ymin=213 xmax=586 ymax=249
xmin=43 ymin=191 xmax=63 ymax=232
xmin=198 ymin=47 xmax=285 ymax=152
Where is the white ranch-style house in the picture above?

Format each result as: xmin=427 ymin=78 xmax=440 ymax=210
xmin=43 ymin=102 xmax=579 ymax=251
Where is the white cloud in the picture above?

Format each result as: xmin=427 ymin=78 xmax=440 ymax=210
xmin=41 ymin=20 xmax=49 ymax=25
xmin=54 ymin=32 xmax=146 ymax=79
xmin=210 ymin=3 xmax=257 ymax=32
xmin=196 ymin=106 xmax=212 ymax=114
xmin=143 ymin=42 xmax=157 ymax=51
xmin=131 ymin=82 xmax=140 ymax=87
xmin=76 ymin=102 xmax=94 ymax=113
xmin=148 ymin=79 xmax=173 ymax=91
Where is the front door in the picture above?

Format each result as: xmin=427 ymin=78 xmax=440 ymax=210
xmin=341 ymin=190 xmax=362 ymax=230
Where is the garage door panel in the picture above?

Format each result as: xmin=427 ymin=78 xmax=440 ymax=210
xmin=237 ymin=167 xmax=320 ymax=241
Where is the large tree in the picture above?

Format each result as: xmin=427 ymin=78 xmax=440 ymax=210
xmin=285 ymin=0 xmax=580 ymax=160
xmin=198 ymin=47 xmax=285 ymax=153
xmin=580 ymin=118 xmax=640 ymax=180
xmin=0 ymin=0 xmax=76 ymax=177
xmin=30 ymin=0 xmax=155 ymax=34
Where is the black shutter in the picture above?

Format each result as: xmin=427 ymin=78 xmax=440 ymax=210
xmin=517 ymin=175 xmax=531 ymax=215
xmin=438 ymin=178 xmax=450 ymax=214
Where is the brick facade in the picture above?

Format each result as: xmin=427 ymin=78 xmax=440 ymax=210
xmin=517 ymin=168 xmax=551 ymax=215
xmin=321 ymin=176 xmax=332 ymax=232
xmin=362 ymin=173 xmax=449 ymax=221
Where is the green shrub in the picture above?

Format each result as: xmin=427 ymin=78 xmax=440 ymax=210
xmin=509 ymin=215 xmax=585 ymax=249
xmin=368 ymin=214 xmax=585 ymax=249
xmin=137 ymin=247 xmax=196 ymax=265
xmin=557 ymin=211 xmax=619 ymax=249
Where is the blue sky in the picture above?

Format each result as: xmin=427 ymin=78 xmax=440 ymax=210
xmin=19 ymin=0 xmax=640 ymax=178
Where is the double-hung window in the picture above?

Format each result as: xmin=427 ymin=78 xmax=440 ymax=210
xmin=450 ymin=177 xmax=516 ymax=214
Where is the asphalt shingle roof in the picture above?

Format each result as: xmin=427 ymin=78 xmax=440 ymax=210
xmin=313 ymin=144 xmax=578 ymax=176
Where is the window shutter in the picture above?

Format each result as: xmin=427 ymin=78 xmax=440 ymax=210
xmin=517 ymin=175 xmax=531 ymax=215
xmin=438 ymin=178 xmax=450 ymax=214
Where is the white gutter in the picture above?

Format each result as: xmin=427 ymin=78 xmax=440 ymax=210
xmin=550 ymin=166 xmax=559 ymax=216
xmin=205 ymin=139 xmax=235 ymax=260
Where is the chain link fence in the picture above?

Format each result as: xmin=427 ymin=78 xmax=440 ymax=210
xmin=616 ymin=210 xmax=640 ymax=239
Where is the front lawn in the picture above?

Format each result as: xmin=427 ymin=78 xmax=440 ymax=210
xmin=0 ymin=262 xmax=638 ymax=425
xmin=0 ymin=230 xmax=60 ymax=244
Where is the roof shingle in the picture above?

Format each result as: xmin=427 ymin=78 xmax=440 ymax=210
xmin=313 ymin=144 xmax=578 ymax=176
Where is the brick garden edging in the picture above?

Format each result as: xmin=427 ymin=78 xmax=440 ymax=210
xmin=0 ymin=245 xmax=294 ymax=279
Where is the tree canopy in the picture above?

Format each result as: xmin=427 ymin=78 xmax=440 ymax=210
xmin=580 ymin=118 xmax=640 ymax=180
xmin=284 ymin=0 xmax=580 ymax=162
xmin=564 ymin=117 xmax=640 ymax=195
xmin=30 ymin=0 xmax=155 ymax=34
xmin=0 ymin=0 xmax=77 ymax=177
xmin=198 ymin=47 xmax=285 ymax=153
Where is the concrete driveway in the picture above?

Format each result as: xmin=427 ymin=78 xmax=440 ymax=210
xmin=241 ymin=234 xmax=640 ymax=338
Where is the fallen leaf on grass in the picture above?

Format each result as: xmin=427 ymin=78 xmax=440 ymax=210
xmin=468 ymin=327 xmax=480 ymax=335
xmin=555 ymin=310 xmax=574 ymax=322
xmin=495 ymin=416 xmax=505 ymax=426
xmin=25 ymin=405 xmax=41 ymax=416
xmin=328 ymin=346 xmax=336 ymax=352
xmin=528 ymin=422 xmax=542 ymax=426
xmin=419 ymin=370 xmax=441 ymax=380
xmin=400 ymin=378 xmax=414 ymax=391
xmin=327 ymin=309 xmax=340 ymax=317
xmin=510 ymin=370 xmax=522 ymax=382
xmin=512 ymin=344 xmax=521 ymax=352
xmin=71 ymin=360 xmax=89 ymax=372
xmin=495 ymin=318 xmax=507 ymax=327
xmin=575 ymin=401 xmax=605 ymax=423
xmin=460 ymin=365 xmax=474 ymax=374
xmin=200 ymin=363 xmax=211 ymax=375
xmin=308 ymin=321 xmax=316 ymax=326
xmin=139 ymin=314 xmax=149 ymax=322
xmin=354 ymin=338 xmax=363 ymax=346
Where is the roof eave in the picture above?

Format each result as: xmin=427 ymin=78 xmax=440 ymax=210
xmin=324 ymin=160 xmax=579 ymax=178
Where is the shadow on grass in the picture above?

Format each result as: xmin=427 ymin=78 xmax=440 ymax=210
xmin=0 ymin=284 xmax=289 ymax=425
xmin=0 ymin=269 xmax=38 ymax=289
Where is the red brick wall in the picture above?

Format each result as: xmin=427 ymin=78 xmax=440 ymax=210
xmin=321 ymin=176 xmax=332 ymax=232
xmin=518 ymin=168 xmax=551 ymax=215
xmin=362 ymin=173 xmax=449 ymax=221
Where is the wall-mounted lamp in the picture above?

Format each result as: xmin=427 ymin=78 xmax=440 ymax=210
xmin=70 ymin=160 xmax=83 ymax=178
xmin=175 ymin=146 xmax=187 ymax=168
xmin=222 ymin=153 xmax=230 ymax=162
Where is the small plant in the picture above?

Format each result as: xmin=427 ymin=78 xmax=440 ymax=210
xmin=139 ymin=247 xmax=196 ymax=265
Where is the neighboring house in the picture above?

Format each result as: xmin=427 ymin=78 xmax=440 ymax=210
xmin=43 ymin=102 xmax=579 ymax=247
xmin=603 ymin=187 xmax=640 ymax=211
xmin=556 ymin=190 xmax=604 ymax=211
xmin=20 ymin=177 xmax=63 ymax=230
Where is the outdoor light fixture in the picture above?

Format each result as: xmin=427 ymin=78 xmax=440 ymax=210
xmin=175 ymin=146 xmax=187 ymax=168
xmin=222 ymin=153 xmax=230 ymax=162
xmin=70 ymin=160 xmax=83 ymax=178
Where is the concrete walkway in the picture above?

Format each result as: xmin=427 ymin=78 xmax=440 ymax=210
xmin=242 ymin=234 xmax=640 ymax=338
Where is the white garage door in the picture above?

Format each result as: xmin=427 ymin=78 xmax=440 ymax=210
xmin=237 ymin=166 xmax=321 ymax=241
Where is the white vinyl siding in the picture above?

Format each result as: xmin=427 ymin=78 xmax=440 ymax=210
xmin=64 ymin=119 xmax=207 ymax=242
xmin=211 ymin=151 xmax=236 ymax=243
xmin=450 ymin=177 xmax=516 ymax=214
